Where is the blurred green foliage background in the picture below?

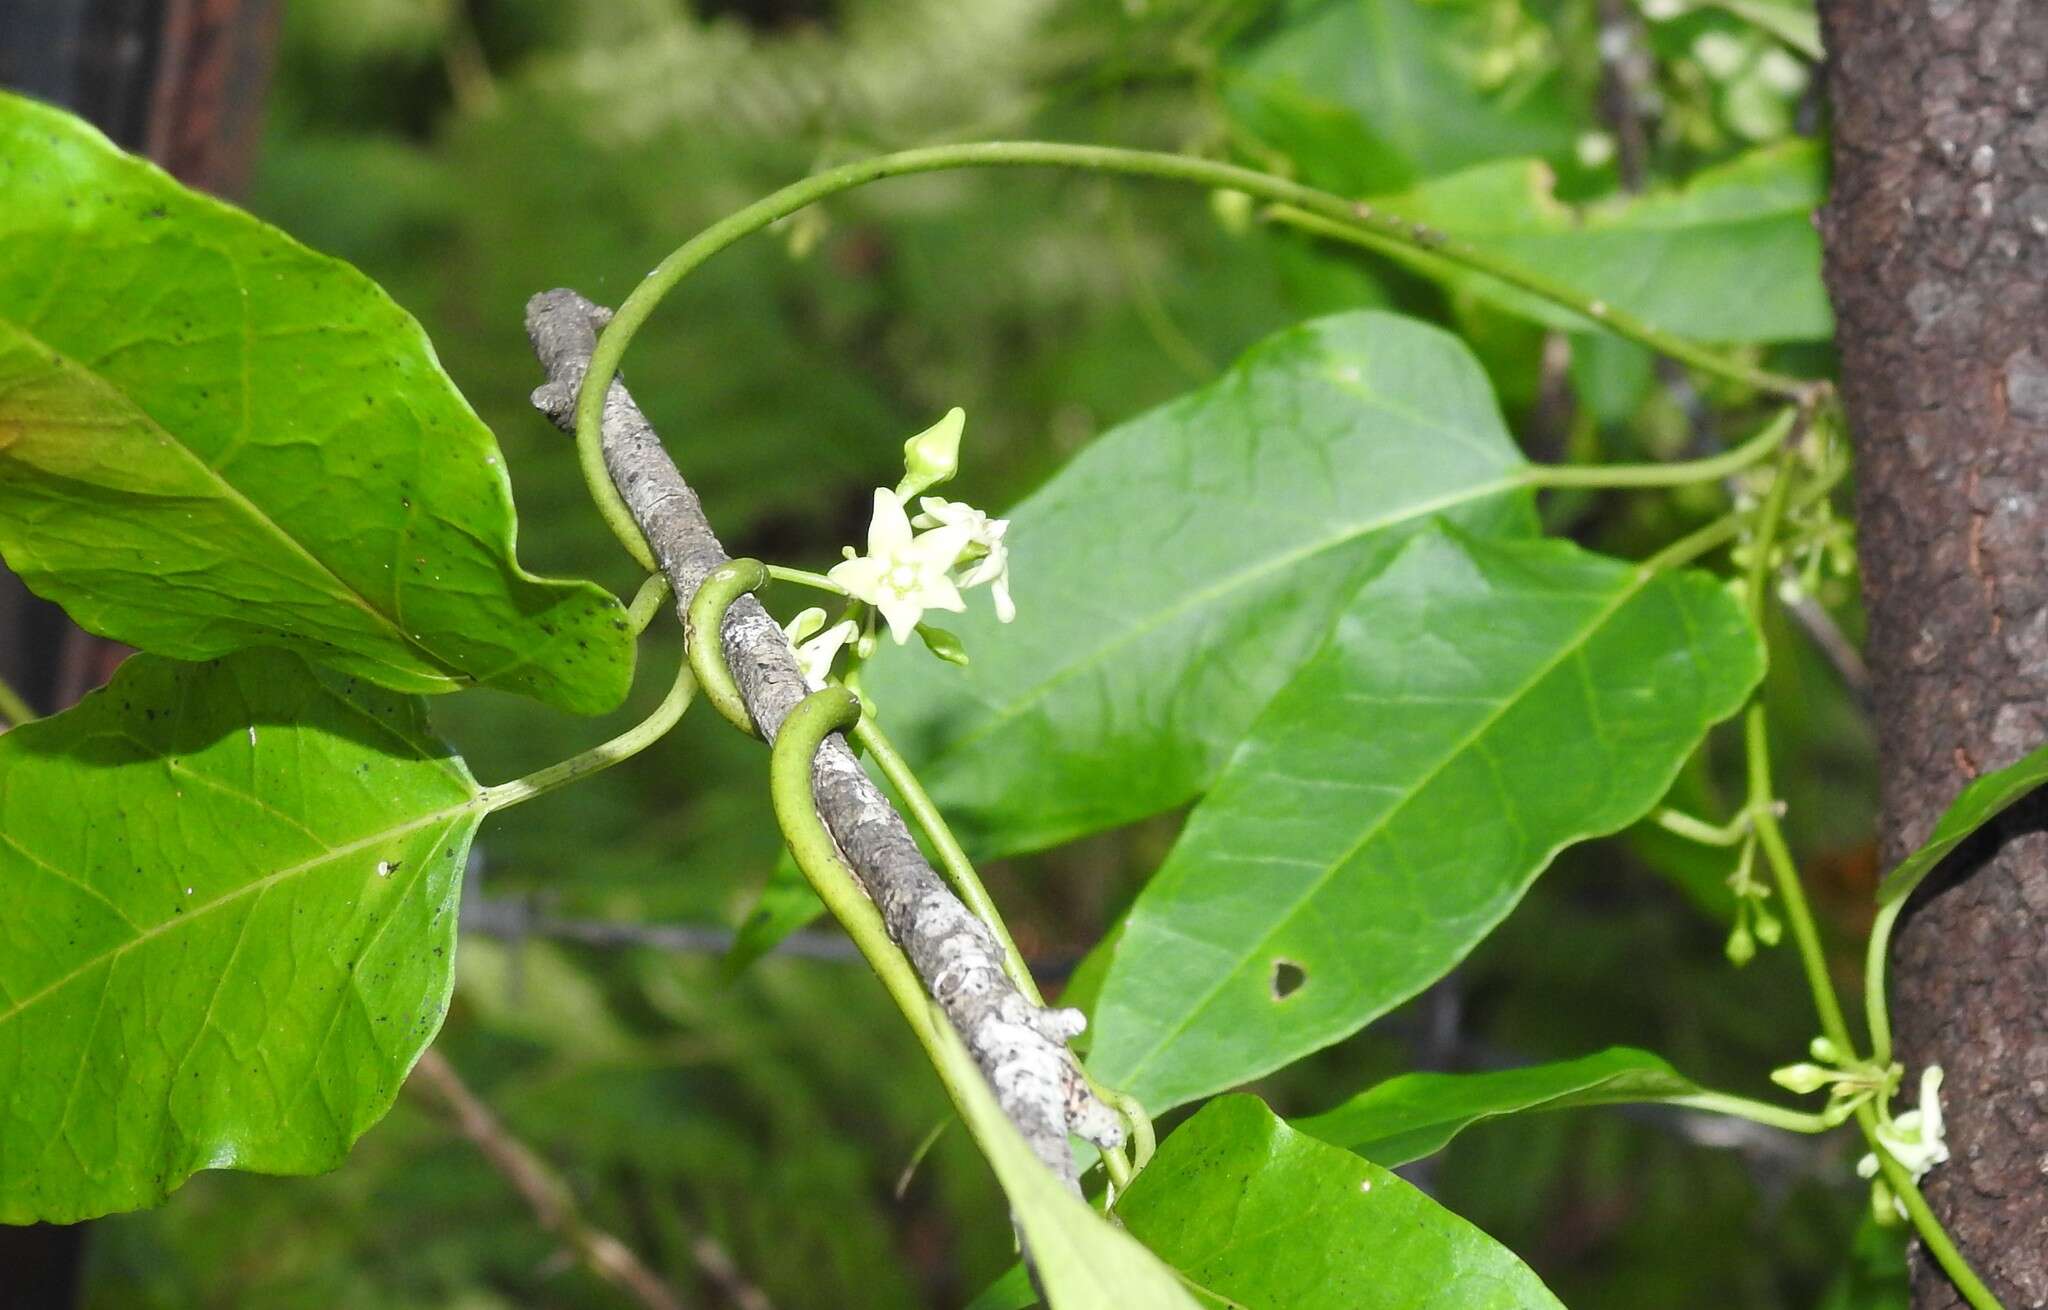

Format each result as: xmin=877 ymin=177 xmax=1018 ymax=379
xmin=76 ymin=0 xmax=1892 ymax=1305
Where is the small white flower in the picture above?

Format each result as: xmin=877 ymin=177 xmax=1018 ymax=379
xmin=915 ymin=497 xmax=1015 ymax=623
xmin=828 ymin=489 xmax=973 ymax=644
xmin=783 ymin=607 xmax=859 ymax=691
xmin=1859 ymin=1066 xmax=1950 ymax=1197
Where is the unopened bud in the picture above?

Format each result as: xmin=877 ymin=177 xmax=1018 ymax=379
xmin=897 ymin=407 xmax=966 ymax=498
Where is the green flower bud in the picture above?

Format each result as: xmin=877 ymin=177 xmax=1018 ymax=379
xmin=896 ymin=407 xmax=966 ymax=499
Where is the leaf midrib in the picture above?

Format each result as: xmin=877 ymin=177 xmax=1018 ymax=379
xmin=0 ymin=318 xmax=466 ymax=686
xmin=928 ymin=470 xmax=1529 ymax=766
xmin=1109 ymin=560 xmax=1656 ymax=1089
xmin=0 ymin=798 xmax=480 ymax=1029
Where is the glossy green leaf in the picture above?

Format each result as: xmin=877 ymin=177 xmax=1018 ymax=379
xmin=922 ymin=1006 xmax=1200 ymax=1310
xmin=1878 ymin=739 xmax=2048 ymax=904
xmin=0 ymin=90 xmax=632 ymax=714
xmin=1350 ymin=145 xmax=1831 ymax=342
xmin=861 ymin=311 xmax=1535 ymax=857
xmin=1089 ymin=528 xmax=1763 ymax=1109
xmin=0 ymin=650 xmax=482 ymax=1223
xmin=1224 ymin=0 xmax=1583 ymax=192
xmin=1116 ymin=1095 xmax=1565 ymax=1310
xmin=1294 ymin=1047 xmax=1704 ymax=1166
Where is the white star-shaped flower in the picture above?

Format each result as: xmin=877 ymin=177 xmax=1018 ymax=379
xmin=915 ymin=496 xmax=1014 ymax=623
xmin=827 ymin=490 xmax=973 ymax=644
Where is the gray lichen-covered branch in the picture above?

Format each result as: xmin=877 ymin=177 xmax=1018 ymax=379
xmin=524 ymin=289 xmax=1123 ymax=1192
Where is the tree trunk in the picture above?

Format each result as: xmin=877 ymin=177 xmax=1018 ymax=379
xmin=1817 ymin=4 xmax=2048 ymax=1306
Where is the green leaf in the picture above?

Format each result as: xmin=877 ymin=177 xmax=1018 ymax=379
xmin=861 ymin=311 xmax=1535 ymax=857
xmin=1115 ymin=1095 xmax=1565 ymax=1310
xmin=1878 ymin=739 xmax=2048 ymax=904
xmin=1294 ymin=1047 xmax=1705 ymax=1166
xmin=1088 ymin=528 xmax=1763 ymax=1109
xmin=722 ymin=850 xmax=824 ymax=979
xmin=0 ymin=90 xmax=632 ymax=715
xmin=1224 ymin=0 xmax=1584 ymax=192
xmin=921 ymin=1005 xmax=1201 ymax=1310
xmin=0 ymin=650 xmax=482 ymax=1223
xmin=1348 ymin=145 xmax=1831 ymax=342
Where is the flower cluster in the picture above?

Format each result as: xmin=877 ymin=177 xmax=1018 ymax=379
xmin=779 ymin=408 xmax=1015 ymax=691
xmin=1770 ymin=1041 xmax=1949 ymax=1224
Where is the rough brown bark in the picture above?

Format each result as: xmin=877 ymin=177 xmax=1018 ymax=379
xmin=1817 ymin=4 xmax=2048 ymax=1305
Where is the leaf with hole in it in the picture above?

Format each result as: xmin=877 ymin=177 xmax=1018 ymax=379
xmin=1294 ymin=1047 xmax=1706 ymax=1167
xmin=859 ymin=311 xmax=1535 ymax=858
xmin=1088 ymin=528 xmax=1763 ymax=1110
xmin=1879 ymin=739 xmax=2048 ymax=904
xmin=1116 ymin=1095 xmax=1565 ymax=1310
xmin=0 ymin=91 xmax=631 ymax=714
xmin=0 ymin=650 xmax=482 ymax=1223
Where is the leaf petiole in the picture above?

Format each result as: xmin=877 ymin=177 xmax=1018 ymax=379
xmin=480 ymin=654 xmax=697 ymax=813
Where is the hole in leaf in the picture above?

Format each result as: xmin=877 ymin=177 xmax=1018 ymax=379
xmin=1270 ymin=958 xmax=1307 ymax=1001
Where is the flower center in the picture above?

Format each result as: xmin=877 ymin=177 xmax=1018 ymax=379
xmin=885 ymin=561 xmax=920 ymax=596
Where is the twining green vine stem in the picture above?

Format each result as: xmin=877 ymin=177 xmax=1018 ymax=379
xmin=1855 ymin=1103 xmax=2003 ymax=1310
xmin=0 ymin=671 xmax=36 ymax=729
xmin=685 ymin=559 xmax=770 ymax=737
xmin=766 ymin=687 xmax=1092 ymax=1179
xmin=626 ymin=573 xmax=673 ymax=634
xmin=481 ymin=656 xmax=698 ymax=812
xmin=853 ymin=715 xmax=1042 ymax=1004
xmin=572 ymin=141 xmax=1822 ymax=569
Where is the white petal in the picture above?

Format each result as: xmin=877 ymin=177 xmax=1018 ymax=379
xmin=877 ymin=595 xmax=924 ymax=644
xmin=866 ymin=488 xmax=913 ymax=556
xmin=909 ymin=522 xmax=975 ymax=571
xmin=828 ymin=556 xmax=887 ymax=604
xmin=783 ymin=607 xmax=828 ymax=645
xmin=992 ymin=574 xmax=1015 ymax=623
xmin=919 ymin=573 xmax=967 ymax=614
